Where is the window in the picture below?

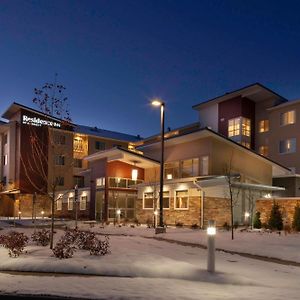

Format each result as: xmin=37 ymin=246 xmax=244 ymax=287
xmin=73 ymin=158 xmax=83 ymax=168
xmin=164 ymin=161 xmax=180 ymax=180
xmin=157 ymin=191 xmax=170 ymax=209
xmin=55 ymin=155 xmax=65 ymax=166
xmin=181 ymin=159 xmax=199 ymax=178
xmin=74 ymin=137 xmax=83 ymax=152
xmin=80 ymin=196 xmax=87 ymax=210
xmin=259 ymin=120 xmax=269 ymax=133
xmin=279 ymin=138 xmax=296 ymax=154
xmin=228 ymin=118 xmax=240 ymax=137
xmin=56 ymin=197 xmax=62 ymax=210
xmin=113 ymin=144 xmax=122 ymax=148
xmin=74 ymin=176 xmax=84 ymax=188
xmin=228 ymin=117 xmax=251 ymax=137
xmin=143 ymin=192 xmax=154 ymax=209
xmin=3 ymin=155 xmax=8 ymax=166
xmin=259 ymin=145 xmax=269 ymax=156
xmin=280 ymin=110 xmax=295 ymax=126
xmin=95 ymin=141 xmax=106 ymax=151
xmin=56 ymin=176 xmax=64 ymax=186
xmin=54 ymin=134 xmax=66 ymax=145
xmin=241 ymin=141 xmax=251 ymax=149
xmin=200 ymin=156 xmax=209 ymax=175
xmin=68 ymin=197 xmax=74 ymax=210
xmin=96 ymin=177 xmax=105 ymax=187
xmin=3 ymin=134 xmax=7 ymax=145
xmin=175 ymin=190 xmax=189 ymax=210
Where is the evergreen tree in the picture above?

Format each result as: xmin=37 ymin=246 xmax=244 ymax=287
xmin=292 ymin=204 xmax=300 ymax=231
xmin=253 ymin=211 xmax=262 ymax=229
xmin=268 ymin=202 xmax=283 ymax=230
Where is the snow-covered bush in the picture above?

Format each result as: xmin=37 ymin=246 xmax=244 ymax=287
xmin=89 ymin=236 xmax=110 ymax=256
xmin=64 ymin=229 xmax=80 ymax=244
xmin=0 ymin=231 xmax=29 ymax=257
xmin=31 ymin=229 xmax=50 ymax=246
xmin=52 ymin=240 xmax=76 ymax=259
xmin=76 ymin=231 xmax=96 ymax=250
xmin=268 ymin=202 xmax=283 ymax=231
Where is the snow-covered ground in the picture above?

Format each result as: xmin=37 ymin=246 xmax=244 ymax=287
xmin=0 ymin=223 xmax=300 ymax=299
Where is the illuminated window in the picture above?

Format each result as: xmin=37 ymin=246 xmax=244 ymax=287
xmin=241 ymin=141 xmax=251 ymax=149
xmin=279 ymin=138 xmax=296 ymax=154
xmin=143 ymin=192 xmax=154 ymax=209
xmin=96 ymin=177 xmax=105 ymax=187
xmin=259 ymin=145 xmax=269 ymax=156
xmin=228 ymin=118 xmax=240 ymax=137
xmin=68 ymin=197 xmax=74 ymax=210
xmin=280 ymin=110 xmax=295 ymax=126
xmin=175 ymin=190 xmax=189 ymax=210
xmin=164 ymin=161 xmax=180 ymax=179
xmin=200 ymin=156 xmax=209 ymax=175
xmin=56 ymin=197 xmax=62 ymax=210
xmin=74 ymin=137 xmax=83 ymax=152
xmin=241 ymin=118 xmax=251 ymax=137
xmin=80 ymin=196 xmax=87 ymax=210
xmin=259 ymin=120 xmax=269 ymax=133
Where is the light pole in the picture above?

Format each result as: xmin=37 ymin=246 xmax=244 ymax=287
xmin=207 ymin=220 xmax=216 ymax=273
xmin=151 ymin=99 xmax=166 ymax=234
xmin=74 ymin=184 xmax=78 ymax=229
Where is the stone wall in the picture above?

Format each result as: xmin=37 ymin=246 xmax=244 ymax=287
xmin=256 ymin=198 xmax=300 ymax=226
xmin=18 ymin=194 xmax=51 ymax=218
xmin=0 ymin=195 xmax=15 ymax=216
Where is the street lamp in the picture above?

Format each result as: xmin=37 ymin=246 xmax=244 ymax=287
xmin=151 ymin=98 xmax=166 ymax=234
xmin=116 ymin=209 xmax=121 ymax=225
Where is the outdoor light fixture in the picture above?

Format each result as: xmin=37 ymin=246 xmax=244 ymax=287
xmin=18 ymin=211 xmax=21 ymax=215
xmin=264 ymin=193 xmax=271 ymax=199
xmin=131 ymin=169 xmax=138 ymax=181
xmin=116 ymin=209 xmax=121 ymax=215
xmin=167 ymin=174 xmax=172 ymax=180
xmin=207 ymin=220 xmax=216 ymax=273
xmin=151 ymin=97 xmax=166 ymax=233
xmin=244 ymin=212 xmax=250 ymax=218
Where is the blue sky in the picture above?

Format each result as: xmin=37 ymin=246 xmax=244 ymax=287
xmin=1 ymin=0 xmax=300 ymax=137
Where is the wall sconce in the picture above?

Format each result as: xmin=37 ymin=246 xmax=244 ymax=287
xmin=132 ymin=169 xmax=138 ymax=181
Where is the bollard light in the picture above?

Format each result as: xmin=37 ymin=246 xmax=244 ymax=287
xmin=244 ymin=212 xmax=250 ymax=218
xmin=116 ymin=209 xmax=121 ymax=225
xmin=116 ymin=209 xmax=121 ymax=215
xmin=207 ymin=220 xmax=216 ymax=273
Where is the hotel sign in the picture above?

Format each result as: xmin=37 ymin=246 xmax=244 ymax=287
xmin=22 ymin=115 xmax=61 ymax=128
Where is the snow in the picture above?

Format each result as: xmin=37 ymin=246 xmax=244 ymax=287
xmin=0 ymin=223 xmax=300 ymax=299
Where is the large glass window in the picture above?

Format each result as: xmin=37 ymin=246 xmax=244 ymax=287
xmin=175 ymin=190 xmax=189 ymax=210
xmin=200 ymin=156 xmax=209 ymax=175
xmin=181 ymin=159 xmax=199 ymax=178
xmin=108 ymin=191 xmax=136 ymax=219
xmin=74 ymin=176 xmax=84 ymax=188
xmin=228 ymin=117 xmax=251 ymax=137
xmin=54 ymin=134 xmax=66 ymax=145
xmin=259 ymin=120 xmax=269 ymax=133
xmin=164 ymin=161 xmax=180 ymax=180
xmin=279 ymin=138 xmax=296 ymax=154
xmin=143 ymin=192 xmax=154 ymax=209
xmin=96 ymin=177 xmax=105 ymax=187
xmin=74 ymin=137 xmax=84 ymax=152
xmin=80 ymin=196 xmax=87 ymax=210
xmin=56 ymin=197 xmax=62 ymax=210
xmin=280 ymin=110 xmax=295 ymax=126
xmin=157 ymin=191 xmax=170 ymax=209
xmin=68 ymin=197 xmax=74 ymax=210
xmin=55 ymin=155 xmax=65 ymax=166
xmin=95 ymin=141 xmax=106 ymax=151
xmin=56 ymin=176 xmax=64 ymax=186
xmin=241 ymin=118 xmax=251 ymax=137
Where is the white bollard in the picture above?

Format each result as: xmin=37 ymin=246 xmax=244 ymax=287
xmin=116 ymin=209 xmax=121 ymax=225
xmin=207 ymin=220 xmax=216 ymax=273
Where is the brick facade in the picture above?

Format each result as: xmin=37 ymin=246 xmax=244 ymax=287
xmin=256 ymin=198 xmax=300 ymax=226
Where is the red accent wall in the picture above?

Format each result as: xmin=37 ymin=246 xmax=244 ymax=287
xmin=107 ymin=161 xmax=144 ymax=180
xmin=218 ymin=96 xmax=256 ymax=148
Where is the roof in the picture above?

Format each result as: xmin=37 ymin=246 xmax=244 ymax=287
xmin=192 ymin=83 xmax=287 ymax=110
xmin=138 ymin=126 xmax=291 ymax=176
xmin=74 ymin=124 xmax=141 ymax=143
xmin=267 ymin=98 xmax=300 ymax=111
xmin=84 ymin=146 xmax=160 ymax=169
xmin=2 ymin=102 xmax=142 ymax=143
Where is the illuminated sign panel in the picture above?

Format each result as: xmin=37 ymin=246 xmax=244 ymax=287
xmin=22 ymin=115 xmax=61 ymax=128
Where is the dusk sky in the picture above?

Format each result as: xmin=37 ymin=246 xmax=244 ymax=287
xmin=1 ymin=0 xmax=300 ymax=137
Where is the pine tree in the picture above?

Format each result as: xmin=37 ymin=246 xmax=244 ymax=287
xmin=268 ymin=202 xmax=283 ymax=230
xmin=253 ymin=211 xmax=262 ymax=229
xmin=292 ymin=204 xmax=300 ymax=231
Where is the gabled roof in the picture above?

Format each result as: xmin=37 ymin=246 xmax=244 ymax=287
xmin=192 ymin=83 xmax=287 ymax=110
xmin=84 ymin=146 xmax=160 ymax=169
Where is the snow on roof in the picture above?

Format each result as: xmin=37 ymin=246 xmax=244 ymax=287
xmin=74 ymin=124 xmax=141 ymax=142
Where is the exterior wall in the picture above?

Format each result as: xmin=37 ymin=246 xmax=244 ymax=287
xmin=88 ymin=136 xmax=128 ymax=156
xmin=256 ymin=198 xmax=300 ymax=226
xmin=0 ymin=194 xmax=15 ymax=216
xmin=273 ymin=176 xmax=300 ymax=197
xmin=198 ymin=104 xmax=219 ymax=131
xmin=107 ymin=160 xmax=144 ymax=180
xmin=17 ymin=194 xmax=51 ymax=218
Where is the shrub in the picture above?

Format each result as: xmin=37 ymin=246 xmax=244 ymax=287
xmin=89 ymin=236 xmax=110 ymax=256
xmin=0 ymin=231 xmax=29 ymax=257
xmin=52 ymin=240 xmax=76 ymax=259
xmin=253 ymin=211 xmax=262 ymax=229
xmin=223 ymin=222 xmax=230 ymax=231
xmin=190 ymin=224 xmax=199 ymax=229
xmin=292 ymin=204 xmax=300 ymax=231
xmin=31 ymin=229 xmax=50 ymax=246
xmin=175 ymin=221 xmax=184 ymax=227
xmin=268 ymin=202 xmax=283 ymax=231
xmin=76 ymin=231 xmax=96 ymax=250
xmin=133 ymin=218 xmax=140 ymax=226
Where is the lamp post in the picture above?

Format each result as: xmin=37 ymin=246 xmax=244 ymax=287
xmin=207 ymin=220 xmax=216 ymax=273
xmin=116 ymin=209 xmax=121 ymax=225
xmin=74 ymin=184 xmax=78 ymax=229
xmin=151 ymin=99 xmax=166 ymax=234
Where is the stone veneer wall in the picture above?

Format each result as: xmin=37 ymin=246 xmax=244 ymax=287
xmin=203 ymin=197 xmax=231 ymax=227
xmin=135 ymin=195 xmax=231 ymax=227
xmin=0 ymin=195 xmax=15 ymax=216
xmin=18 ymin=194 xmax=51 ymax=218
xmin=256 ymin=198 xmax=300 ymax=226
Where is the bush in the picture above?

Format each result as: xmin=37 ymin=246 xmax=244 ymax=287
xmin=223 ymin=222 xmax=230 ymax=231
xmin=0 ymin=231 xmax=29 ymax=257
xmin=76 ymin=231 xmax=96 ymax=250
xmin=89 ymin=236 xmax=110 ymax=256
xmin=292 ymin=204 xmax=300 ymax=231
xmin=31 ymin=229 xmax=50 ymax=246
xmin=253 ymin=211 xmax=262 ymax=229
xmin=146 ymin=218 xmax=153 ymax=228
xmin=52 ymin=240 xmax=76 ymax=259
xmin=268 ymin=202 xmax=283 ymax=231
xmin=190 ymin=224 xmax=199 ymax=229
xmin=175 ymin=221 xmax=184 ymax=227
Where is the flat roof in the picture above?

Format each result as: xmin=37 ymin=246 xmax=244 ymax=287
xmin=192 ymin=83 xmax=287 ymax=110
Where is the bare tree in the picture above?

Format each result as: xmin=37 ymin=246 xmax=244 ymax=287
xmin=20 ymin=76 xmax=72 ymax=249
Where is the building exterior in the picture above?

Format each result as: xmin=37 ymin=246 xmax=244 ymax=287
xmin=0 ymin=102 xmax=141 ymax=218
xmin=58 ymin=127 xmax=289 ymax=227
